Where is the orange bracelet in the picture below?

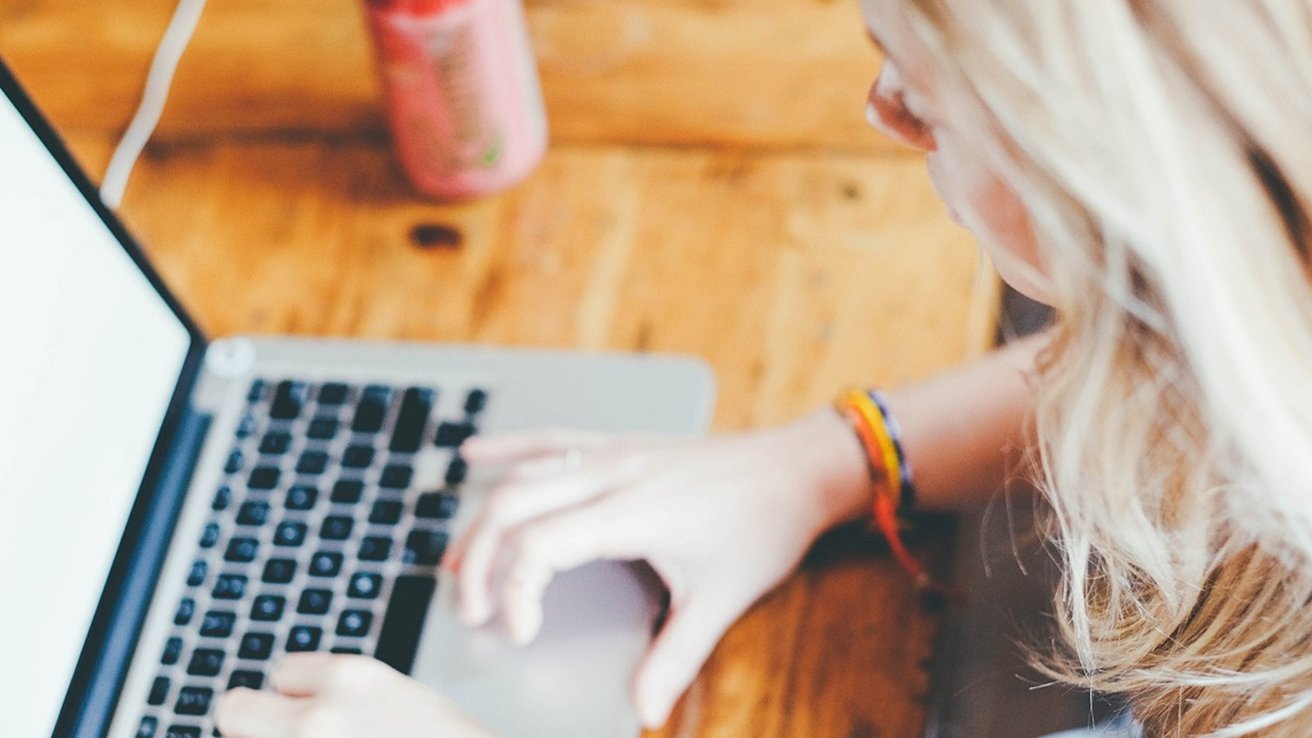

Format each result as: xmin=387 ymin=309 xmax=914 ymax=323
xmin=835 ymin=389 xmax=950 ymax=601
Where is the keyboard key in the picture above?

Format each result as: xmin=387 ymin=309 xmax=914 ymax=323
xmin=164 ymin=726 xmax=199 ymax=738
xmin=174 ymin=598 xmax=196 ymax=626
xmin=270 ymin=381 xmax=309 ymax=420
xmin=251 ymin=595 xmax=286 ymax=622
xmin=200 ymin=611 xmax=236 ymax=638
xmin=307 ymin=416 xmax=339 ymax=440
xmin=351 ymin=386 xmax=391 ymax=433
xmin=464 ymin=388 xmax=488 ymax=414
xmin=212 ymin=574 xmax=248 ymax=600
xmin=347 ymin=573 xmax=382 ymax=599
xmin=211 ymin=486 xmax=232 ymax=511
xmin=434 ymin=421 xmax=475 ymax=448
xmin=161 ymin=636 xmax=183 ymax=666
xmin=199 ymin=523 xmax=220 ymax=550
xmin=235 ymin=413 xmax=257 ymax=439
xmin=174 ymin=686 xmax=213 ymax=717
xmin=273 ymin=521 xmax=307 ymax=547
xmin=248 ymin=467 xmax=280 ymax=490
xmin=320 ymin=515 xmax=354 ymax=541
xmin=376 ymin=575 xmax=436 ymax=674
xmin=379 ymin=464 xmax=413 ymax=489
xmin=330 ymin=479 xmax=364 ymax=504
xmin=336 ymin=610 xmax=373 ymax=638
xmin=342 ymin=444 xmax=375 ymax=469
xmin=136 ymin=715 xmax=158 ymax=738
xmin=224 ymin=537 xmax=259 ymax=563
xmin=309 ymin=551 xmax=344 ymax=577
xmin=247 ymin=379 xmax=267 ymax=403
xmin=415 ymin=491 xmax=459 ymax=520
xmin=358 ymin=536 xmax=392 ymax=562
xmin=262 ymin=558 xmax=297 ymax=584
xmin=186 ymin=560 xmax=208 ymax=587
xmin=186 ymin=648 xmax=225 ymax=677
xmin=389 ymin=388 xmax=434 ymax=453
xmin=238 ymin=632 xmax=275 ymax=660
xmin=236 ymin=501 xmax=270 ymax=527
xmin=331 ymin=646 xmax=364 ymax=655
xmin=224 ymin=450 xmax=244 ymax=474
xmin=404 ymin=530 xmax=448 ymax=566
xmin=297 ymin=588 xmax=333 ymax=615
xmin=369 ymin=500 xmax=403 ymax=525
xmin=286 ymin=626 xmax=322 ymax=652
xmin=285 ymin=485 xmax=319 ymax=511
xmin=296 ymin=450 xmax=329 ymax=475
xmin=259 ymin=432 xmax=292 ymax=455
xmin=444 ymin=456 xmax=468 ymax=485
xmin=147 ymin=676 xmax=170 ymax=706
xmin=228 ymin=670 xmax=264 ymax=691
xmin=318 ymin=382 xmax=350 ymax=406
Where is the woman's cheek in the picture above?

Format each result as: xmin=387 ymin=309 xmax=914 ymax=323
xmin=926 ymin=150 xmax=1053 ymax=304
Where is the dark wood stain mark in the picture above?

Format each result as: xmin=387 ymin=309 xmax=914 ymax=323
xmin=409 ymin=222 xmax=463 ymax=250
xmin=633 ymin=321 xmax=654 ymax=352
xmin=846 ymin=718 xmax=882 ymax=738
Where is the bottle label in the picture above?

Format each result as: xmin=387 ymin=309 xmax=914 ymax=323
xmin=367 ymin=0 xmax=549 ymax=198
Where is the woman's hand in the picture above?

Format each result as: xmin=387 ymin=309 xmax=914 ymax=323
xmin=213 ymin=654 xmax=494 ymax=738
xmin=444 ymin=409 xmax=873 ymax=729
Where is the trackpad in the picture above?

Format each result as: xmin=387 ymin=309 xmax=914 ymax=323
xmin=409 ymin=562 xmax=663 ymax=738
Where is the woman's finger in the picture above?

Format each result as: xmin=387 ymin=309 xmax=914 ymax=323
xmin=212 ymin=687 xmax=305 ymax=738
xmin=498 ymin=499 xmax=648 ymax=645
xmin=267 ymin=652 xmax=343 ymax=697
xmin=633 ymin=592 xmax=743 ymax=730
xmin=458 ymin=429 xmax=609 ymax=464
xmin=450 ymin=463 xmax=635 ymax=626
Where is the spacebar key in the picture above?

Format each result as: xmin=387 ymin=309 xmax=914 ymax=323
xmin=375 ymin=575 xmax=437 ymax=675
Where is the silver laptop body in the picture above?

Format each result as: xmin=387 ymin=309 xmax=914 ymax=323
xmin=0 ymin=61 xmax=714 ymax=738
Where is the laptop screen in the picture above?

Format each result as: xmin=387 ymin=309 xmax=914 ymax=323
xmin=0 ymin=89 xmax=193 ymax=737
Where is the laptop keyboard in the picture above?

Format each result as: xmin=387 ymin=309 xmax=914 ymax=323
xmin=133 ymin=378 xmax=487 ymax=738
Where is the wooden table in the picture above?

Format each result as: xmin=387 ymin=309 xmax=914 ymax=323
xmin=1 ymin=1 xmax=997 ymax=734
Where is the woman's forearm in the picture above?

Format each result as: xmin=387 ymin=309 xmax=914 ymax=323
xmin=802 ymin=332 xmax=1046 ymax=530
xmin=885 ymin=332 xmax=1043 ymax=510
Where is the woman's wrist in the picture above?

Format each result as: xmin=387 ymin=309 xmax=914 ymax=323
xmin=783 ymin=408 xmax=881 ymax=534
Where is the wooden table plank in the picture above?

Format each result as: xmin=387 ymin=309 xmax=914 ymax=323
xmin=77 ymin=136 xmax=990 ymax=426
xmin=0 ymin=0 xmax=891 ymax=152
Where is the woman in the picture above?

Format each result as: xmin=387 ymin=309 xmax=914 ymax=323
xmin=215 ymin=1 xmax=1312 ymax=736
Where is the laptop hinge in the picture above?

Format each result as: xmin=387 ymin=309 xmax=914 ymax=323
xmin=56 ymin=405 xmax=212 ymax=738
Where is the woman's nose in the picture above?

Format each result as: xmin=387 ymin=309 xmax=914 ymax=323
xmin=866 ymin=64 xmax=937 ymax=152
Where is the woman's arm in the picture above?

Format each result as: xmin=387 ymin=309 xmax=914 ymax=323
xmin=805 ymin=331 xmax=1044 ymax=530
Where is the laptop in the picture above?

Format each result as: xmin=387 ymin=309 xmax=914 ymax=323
xmin=0 ymin=60 xmax=715 ymax=738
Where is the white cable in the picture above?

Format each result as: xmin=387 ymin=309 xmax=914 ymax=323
xmin=100 ymin=0 xmax=208 ymax=210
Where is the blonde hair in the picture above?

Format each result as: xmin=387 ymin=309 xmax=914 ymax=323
xmin=882 ymin=1 xmax=1312 ymax=734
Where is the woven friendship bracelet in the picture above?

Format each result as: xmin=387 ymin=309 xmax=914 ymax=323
xmin=867 ymin=389 xmax=918 ymax=514
xmin=834 ymin=388 xmax=956 ymax=604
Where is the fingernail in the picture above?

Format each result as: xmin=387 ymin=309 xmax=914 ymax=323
xmin=463 ymin=598 xmax=492 ymax=627
xmin=510 ymin=608 xmax=541 ymax=646
xmin=639 ymin=697 xmax=669 ymax=730
xmin=637 ymin=681 xmax=671 ymax=729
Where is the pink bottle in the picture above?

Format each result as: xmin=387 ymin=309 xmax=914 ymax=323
xmin=364 ymin=0 xmax=549 ymax=199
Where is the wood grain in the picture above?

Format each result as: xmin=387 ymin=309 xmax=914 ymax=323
xmin=82 ymin=137 xmax=992 ymax=424
xmin=3 ymin=0 xmax=1000 ymax=733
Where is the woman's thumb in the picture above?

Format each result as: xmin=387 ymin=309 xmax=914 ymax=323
xmin=632 ymin=595 xmax=737 ymax=729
